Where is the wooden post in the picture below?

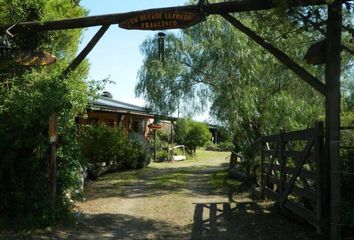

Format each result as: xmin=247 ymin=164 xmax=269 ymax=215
xmin=325 ymin=1 xmax=342 ymax=239
xmin=171 ymin=120 xmax=174 ymax=143
xmin=279 ymin=131 xmax=285 ymax=209
xmin=49 ymin=143 xmax=57 ymax=208
xmin=48 ymin=113 xmax=58 ymax=208
xmin=154 ymin=129 xmax=157 ymax=161
xmin=260 ymin=138 xmax=265 ymax=196
xmin=314 ymin=121 xmax=325 ymax=234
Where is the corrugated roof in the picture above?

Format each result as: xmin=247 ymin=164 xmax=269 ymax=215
xmin=88 ymin=96 xmax=152 ymax=116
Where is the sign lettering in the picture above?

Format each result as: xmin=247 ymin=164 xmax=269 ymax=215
xmin=119 ymin=11 xmax=203 ymax=30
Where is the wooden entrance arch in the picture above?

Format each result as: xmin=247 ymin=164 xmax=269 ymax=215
xmin=0 ymin=1 xmax=344 ymax=239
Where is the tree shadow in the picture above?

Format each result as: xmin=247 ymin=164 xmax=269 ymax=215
xmin=19 ymin=213 xmax=190 ymax=240
xmin=190 ymin=201 xmax=324 ymax=240
xmin=1 ymin=203 xmax=325 ymax=240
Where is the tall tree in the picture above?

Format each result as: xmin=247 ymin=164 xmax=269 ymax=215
xmin=136 ymin=1 xmax=353 ymax=173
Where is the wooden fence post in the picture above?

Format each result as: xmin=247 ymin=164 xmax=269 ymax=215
xmin=279 ymin=130 xmax=286 ymax=208
xmin=260 ymin=138 xmax=265 ymax=196
xmin=315 ymin=121 xmax=326 ymax=234
xmin=325 ymin=1 xmax=342 ymax=239
xmin=48 ymin=113 xmax=58 ymax=208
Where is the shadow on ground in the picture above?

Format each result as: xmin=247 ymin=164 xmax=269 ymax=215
xmin=190 ymin=201 xmax=324 ymax=240
xmin=2 ymin=213 xmax=190 ymax=240
xmin=2 ymin=202 xmax=324 ymax=240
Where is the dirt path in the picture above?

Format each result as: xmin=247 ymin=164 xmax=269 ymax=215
xmin=6 ymin=150 xmax=322 ymax=240
xmin=70 ymin=151 xmax=232 ymax=240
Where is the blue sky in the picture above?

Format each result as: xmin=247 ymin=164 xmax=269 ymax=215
xmin=79 ymin=0 xmax=209 ymax=121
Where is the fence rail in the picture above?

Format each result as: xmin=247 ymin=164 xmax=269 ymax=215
xmin=260 ymin=122 xmax=325 ymax=234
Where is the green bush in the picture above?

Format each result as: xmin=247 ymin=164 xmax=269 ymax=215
xmin=128 ymin=132 xmax=151 ymax=169
xmin=175 ymin=118 xmax=212 ymax=153
xmin=205 ymin=142 xmax=219 ymax=151
xmin=79 ymin=124 xmax=126 ymax=166
xmin=175 ymin=118 xmax=190 ymax=145
xmin=217 ymin=141 xmax=234 ymax=151
xmin=205 ymin=141 xmax=233 ymax=151
xmin=0 ymin=74 xmax=88 ymax=228
xmin=79 ymin=125 xmax=151 ymax=174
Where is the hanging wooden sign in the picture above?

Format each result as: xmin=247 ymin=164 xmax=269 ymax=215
xmin=119 ymin=11 xmax=203 ymax=30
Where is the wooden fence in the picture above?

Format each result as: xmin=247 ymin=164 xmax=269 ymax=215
xmin=260 ymin=122 xmax=325 ymax=234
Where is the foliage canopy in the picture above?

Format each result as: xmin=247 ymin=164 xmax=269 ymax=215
xmin=0 ymin=0 xmax=89 ymax=228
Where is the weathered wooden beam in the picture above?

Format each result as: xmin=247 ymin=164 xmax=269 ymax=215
xmin=63 ymin=25 xmax=110 ymax=75
xmin=325 ymin=1 xmax=342 ymax=239
xmin=1 ymin=0 xmax=326 ymax=33
xmin=263 ymin=162 xmax=317 ymax=180
xmin=222 ymin=14 xmax=326 ymax=96
xmin=285 ymin=201 xmax=319 ymax=228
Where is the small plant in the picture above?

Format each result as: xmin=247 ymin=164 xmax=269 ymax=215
xmin=156 ymin=150 xmax=169 ymax=161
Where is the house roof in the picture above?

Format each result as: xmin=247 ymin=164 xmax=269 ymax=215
xmin=88 ymin=96 xmax=153 ymax=117
xmin=87 ymin=97 xmax=219 ymax=128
